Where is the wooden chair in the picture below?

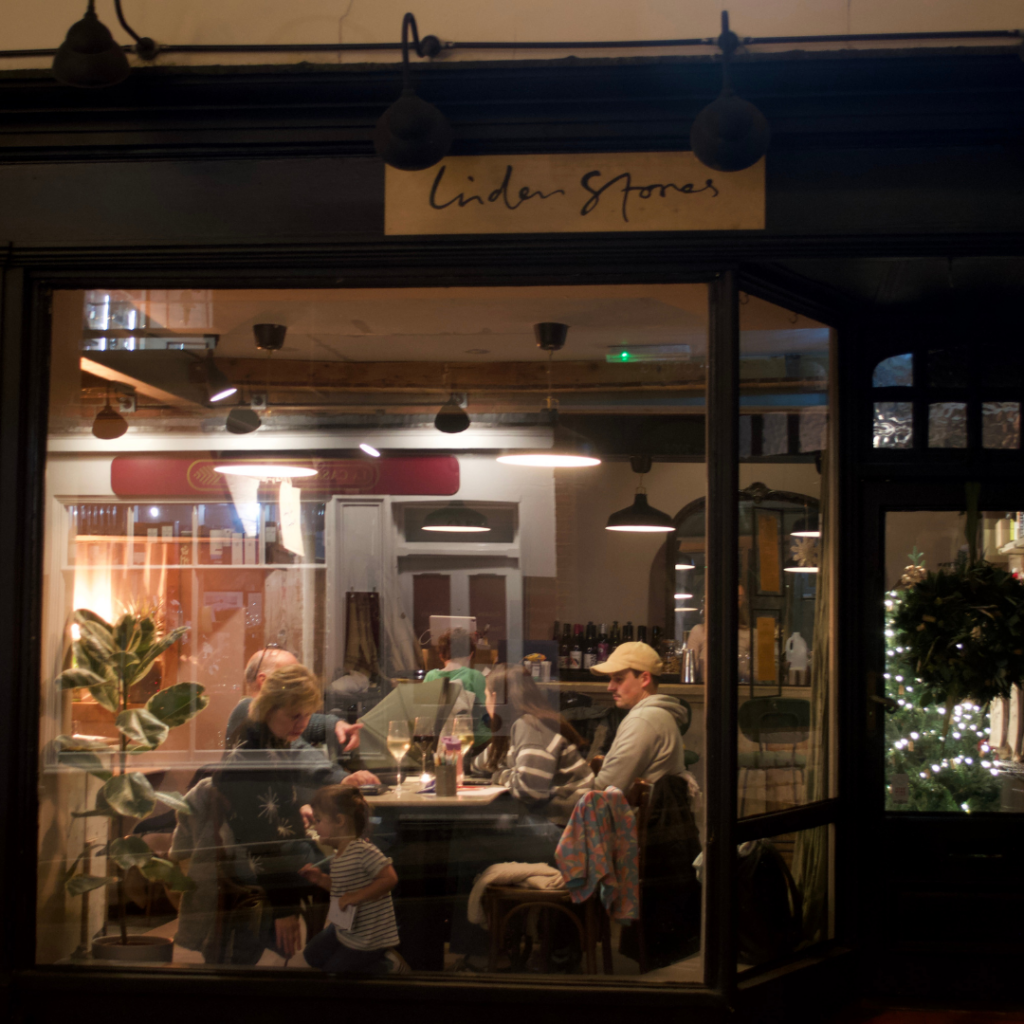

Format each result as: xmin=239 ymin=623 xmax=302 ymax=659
xmin=483 ymin=779 xmax=652 ymax=975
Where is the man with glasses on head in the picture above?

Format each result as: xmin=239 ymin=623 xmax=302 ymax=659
xmin=225 ymin=645 xmax=363 ymax=753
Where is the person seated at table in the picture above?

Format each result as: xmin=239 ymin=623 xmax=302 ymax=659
xmin=188 ymin=664 xmax=380 ymax=964
xmin=424 ymin=628 xmax=489 ymax=746
xmin=225 ymin=645 xmax=362 ymax=754
xmin=589 ymin=641 xmax=694 ymax=793
xmin=473 ymin=664 xmax=594 ymax=825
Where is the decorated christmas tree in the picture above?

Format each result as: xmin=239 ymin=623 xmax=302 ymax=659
xmin=883 ymin=538 xmax=1024 ymax=813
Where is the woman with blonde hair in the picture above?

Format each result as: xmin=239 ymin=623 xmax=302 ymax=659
xmin=206 ymin=664 xmax=379 ymax=963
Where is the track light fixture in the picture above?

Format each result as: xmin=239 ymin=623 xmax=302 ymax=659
xmin=605 ymin=455 xmax=675 ymax=533
xmin=373 ymin=13 xmax=451 ymax=171
xmin=53 ymin=1 xmax=130 ymax=88
xmin=92 ymin=386 xmax=129 ymax=439
xmin=690 ymin=11 xmax=770 ymax=172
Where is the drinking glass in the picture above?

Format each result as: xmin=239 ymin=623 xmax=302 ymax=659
xmin=386 ymin=720 xmax=411 ymax=793
xmin=412 ymin=716 xmax=435 ymax=778
xmin=453 ymin=712 xmax=474 ymax=758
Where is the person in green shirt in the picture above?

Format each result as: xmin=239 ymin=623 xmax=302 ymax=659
xmin=423 ymin=628 xmax=490 ymax=746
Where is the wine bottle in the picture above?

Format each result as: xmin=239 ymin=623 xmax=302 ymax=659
xmin=651 ymin=625 xmax=663 ymax=650
xmin=609 ymin=621 xmax=621 ymax=649
xmin=558 ymin=623 xmax=572 ymax=673
xmin=569 ymin=625 xmax=583 ymax=672
xmin=637 ymin=624 xmax=648 ymax=644
xmin=552 ymin=619 xmax=560 ymax=642
xmin=597 ymin=623 xmax=610 ymax=662
xmin=622 ymin=621 xmax=634 ymax=643
xmin=583 ymin=621 xmax=598 ymax=670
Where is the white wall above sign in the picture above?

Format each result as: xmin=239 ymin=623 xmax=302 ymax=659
xmin=385 ymin=152 xmax=765 ymax=235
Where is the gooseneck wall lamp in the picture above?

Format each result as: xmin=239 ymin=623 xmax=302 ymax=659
xmin=373 ymin=13 xmax=452 ymax=171
xmin=53 ymin=1 xmax=157 ymax=87
xmin=689 ymin=11 xmax=770 ymax=172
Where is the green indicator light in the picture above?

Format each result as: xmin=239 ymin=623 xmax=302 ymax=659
xmin=621 ymin=351 xmax=629 ymax=360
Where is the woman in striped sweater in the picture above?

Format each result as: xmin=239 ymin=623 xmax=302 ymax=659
xmin=474 ymin=665 xmax=594 ymax=826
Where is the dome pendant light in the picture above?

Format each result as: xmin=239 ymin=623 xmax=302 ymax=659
xmin=374 ymin=13 xmax=451 ymax=171
xmin=422 ymin=501 xmax=491 ymax=533
xmin=497 ymin=323 xmax=601 ymax=468
xmin=605 ymin=455 xmax=675 ymax=533
xmin=435 ymin=393 xmax=470 ymax=434
xmin=690 ymin=11 xmax=770 ymax=172
xmin=91 ymin=385 xmax=128 ymax=439
xmin=225 ymin=394 xmax=262 ymax=435
xmin=53 ymin=1 xmax=131 ymax=88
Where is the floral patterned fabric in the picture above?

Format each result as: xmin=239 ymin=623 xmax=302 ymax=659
xmin=555 ymin=787 xmax=639 ymax=921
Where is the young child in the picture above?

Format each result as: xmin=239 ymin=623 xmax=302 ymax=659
xmin=298 ymin=784 xmax=406 ymax=974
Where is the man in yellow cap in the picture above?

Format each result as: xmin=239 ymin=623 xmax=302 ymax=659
xmin=590 ymin=641 xmax=690 ymax=792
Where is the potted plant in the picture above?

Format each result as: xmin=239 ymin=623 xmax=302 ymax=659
xmin=55 ymin=606 xmax=209 ymax=962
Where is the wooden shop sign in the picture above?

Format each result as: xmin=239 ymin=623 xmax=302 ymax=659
xmin=385 ymin=152 xmax=764 ymax=235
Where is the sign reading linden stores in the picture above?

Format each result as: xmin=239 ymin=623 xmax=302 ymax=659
xmin=385 ymin=152 xmax=765 ymax=235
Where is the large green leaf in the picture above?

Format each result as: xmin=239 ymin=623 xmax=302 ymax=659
xmin=74 ymin=608 xmax=112 ymax=631
xmin=116 ymin=708 xmax=170 ymax=750
xmin=140 ymin=857 xmax=197 ymax=892
xmin=155 ymin=790 xmax=192 ymax=815
xmin=101 ymin=772 xmax=156 ymax=819
xmin=109 ymin=835 xmax=154 ymax=871
xmin=56 ymin=749 xmax=112 ymax=781
xmin=146 ymin=682 xmax=208 ymax=729
xmin=56 ymin=667 xmax=107 ymax=691
xmin=108 ymin=650 xmax=141 ymax=688
xmin=66 ymin=874 xmax=116 ymax=896
xmin=135 ymin=627 xmax=189 ymax=679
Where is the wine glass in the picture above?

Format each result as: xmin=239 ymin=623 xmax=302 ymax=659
xmin=453 ymin=712 xmax=474 ymax=758
xmin=412 ymin=716 xmax=436 ymax=779
xmin=386 ymin=720 xmax=411 ymax=793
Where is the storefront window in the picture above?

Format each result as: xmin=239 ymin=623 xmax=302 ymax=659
xmin=38 ymin=284 xmax=715 ymax=978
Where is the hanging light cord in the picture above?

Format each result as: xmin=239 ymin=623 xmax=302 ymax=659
xmin=113 ymin=0 xmax=158 ymax=59
xmin=544 ymin=350 xmax=558 ymax=413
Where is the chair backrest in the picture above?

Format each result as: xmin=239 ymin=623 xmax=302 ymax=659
xmin=627 ymin=778 xmax=654 ymax=881
xmin=738 ymin=697 xmax=811 ymax=747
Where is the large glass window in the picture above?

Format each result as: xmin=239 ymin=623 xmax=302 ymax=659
xmin=38 ymin=284 xmax=714 ymax=979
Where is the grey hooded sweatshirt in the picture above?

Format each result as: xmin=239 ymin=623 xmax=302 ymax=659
xmin=594 ymin=693 xmax=690 ymax=793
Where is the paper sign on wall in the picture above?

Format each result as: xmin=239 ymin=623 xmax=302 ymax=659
xmin=278 ymin=480 xmax=307 ymax=560
xmin=385 ymin=152 xmax=765 ymax=235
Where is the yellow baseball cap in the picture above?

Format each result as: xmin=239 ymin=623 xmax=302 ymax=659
xmin=591 ymin=641 xmax=663 ymax=677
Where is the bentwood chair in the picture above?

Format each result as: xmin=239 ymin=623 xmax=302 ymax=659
xmin=483 ymin=779 xmax=653 ymax=975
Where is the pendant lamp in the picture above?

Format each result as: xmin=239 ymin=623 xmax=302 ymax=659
xmin=690 ymin=11 xmax=770 ymax=172
xmin=92 ymin=386 xmax=128 ymax=439
xmin=605 ymin=455 xmax=675 ymax=533
xmin=225 ymin=399 xmax=261 ymax=434
xmin=422 ymin=501 xmax=490 ymax=533
xmin=497 ymin=322 xmax=601 ymax=468
xmin=435 ymin=394 xmax=470 ymax=434
xmin=53 ymin=1 xmax=130 ymax=88
xmin=374 ymin=14 xmax=450 ymax=171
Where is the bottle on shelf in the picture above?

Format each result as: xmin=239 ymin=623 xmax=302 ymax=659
xmin=651 ymin=625 xmax=663 ymax=650
xmin=583 ymin=621 xmax=598 ymax=670
xmin=597 ymin=624 xmax=610 ymax=662
xmin=609 ymin=621 xmax=621 ymax=649
xmin=637 ymin=624 xmax=647 ymax=645
xmin=552 ymin=619 xmax=560 ymax=642
xmin=558 ymin=623 xmax=572 ymax=674
xmin=622 ymin=621 xmax=634 ymax=643
xmin=569 ymin=625 xmax=583 ymax=673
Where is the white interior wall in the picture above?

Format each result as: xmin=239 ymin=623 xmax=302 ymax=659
xmin=3 ymin=0 xmax=1017 ymax=71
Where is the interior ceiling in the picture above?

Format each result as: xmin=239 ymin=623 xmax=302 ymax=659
xmin=95 ymin=284 xmax=828 ymax=362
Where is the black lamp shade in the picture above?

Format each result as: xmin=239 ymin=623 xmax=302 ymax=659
xmin=225 ymin=407 xmax=262 ymax=434
xmin=434 ymin=397 xmax=470 ymax=433
xmin=605 ymin=493 xmax=675 ymax=532
xmin=374 ymin=88 xmax=453 ymax=171
xmin=92 ymin=402 xmax=128 ymax=439
xmin=422 ymin=501 xmax=490 ymax=533
xmin=53 ymin=6 xmax=131 ymax=88
xmin=253 ymin=323 xmax=287 ymax=351
xmin=690 ymin=91 xmax=770 ymax=172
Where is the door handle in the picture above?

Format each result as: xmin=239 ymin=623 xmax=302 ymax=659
xmin=870 ymin=694 xmax=898 ymax=714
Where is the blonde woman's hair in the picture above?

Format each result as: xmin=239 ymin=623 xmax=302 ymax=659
xmin=248 ymin=663 xmax=322 ymax=723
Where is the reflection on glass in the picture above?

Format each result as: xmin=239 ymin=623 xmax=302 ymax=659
xmin=873 ymin=402 xmax=913 ymax=449
xmin=872 ymin=352 xmax=913 ymax=387
xmin=928 ymin=401 xmax=967 ymax=448
xmin=982 ymin=401 xmax=1020 ymax=450
xmin=928 ymin=346 xmax=970 ymax=387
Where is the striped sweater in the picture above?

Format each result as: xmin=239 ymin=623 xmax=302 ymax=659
xmin=493 ymin=714 xmax=595 ymax=825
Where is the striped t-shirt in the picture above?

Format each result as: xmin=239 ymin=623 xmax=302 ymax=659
xmin=330 ymin=839 xmax=399 ymax=951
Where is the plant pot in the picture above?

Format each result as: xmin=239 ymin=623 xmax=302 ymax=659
xmin=92 ymin=935 xmax=174 ymax=962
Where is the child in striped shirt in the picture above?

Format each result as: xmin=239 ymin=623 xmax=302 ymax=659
xmin=299 ymin=784 xmax=404 ymax=974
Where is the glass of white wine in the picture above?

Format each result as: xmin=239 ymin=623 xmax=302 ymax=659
xmin=412 ymin=716 xmax=435 ymax=779
xmin=386 ymin=720 xmax=411 ymax=793
xmin=453 ymin=712 xmax=474 ymax=786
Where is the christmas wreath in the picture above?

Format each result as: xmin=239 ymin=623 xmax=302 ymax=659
xmin=890 ymin=558 xmax=1024 ymax=732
